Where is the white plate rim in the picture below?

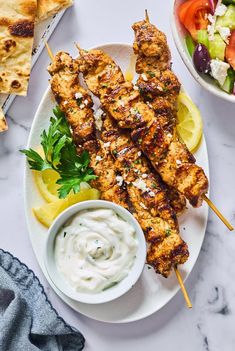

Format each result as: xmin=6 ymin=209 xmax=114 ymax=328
xmin=24 ymin=42 xmax=209 ymax=323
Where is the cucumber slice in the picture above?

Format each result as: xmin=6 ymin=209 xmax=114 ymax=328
xmin=222 ymin=1 xmax=235 ymax=5
xmin=185 ymin=35 xmax=196 ymax=57
xmin=198 ymin=30 xmax=209 ymax=48
xmin=209 ymin=34 xmax=226 ymax=60
xmin=215 ymin=5 xmax=235 ymax=30
xmin=221 ymin=68 xmax=235 ymax=93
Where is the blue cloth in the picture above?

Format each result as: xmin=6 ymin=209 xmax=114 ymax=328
xmin=0 ymin=249 xmax=85 ymax=351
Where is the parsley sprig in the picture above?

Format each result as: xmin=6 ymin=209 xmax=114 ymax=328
xmin=21 ymin=107 xmax=97 ymax=198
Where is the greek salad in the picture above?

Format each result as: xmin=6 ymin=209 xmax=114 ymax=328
xmin=178 ymin=0 xmax=235 ymax=94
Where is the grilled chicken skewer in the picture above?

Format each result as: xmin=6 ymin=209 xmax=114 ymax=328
xmin=46 ymin=48 xmax=192 ymax=307
xmin=47 ymin=50 xmax=189 ymax=277
xmin=132 ymin=11 xmax=233 ymax=231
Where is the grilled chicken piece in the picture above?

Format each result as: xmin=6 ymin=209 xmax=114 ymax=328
xmin=77 ymin=47 xmax=208 ymax=207
xmin=165 ymin=187 xmax=186 ymax=215
xmin=82 ymin=139 xmax=128 ymax=208
xmin=48 ymin=51 xmax=95 ymax=144
xmin=101 ymin=114 xmax=189 ymax=276
xmin=133 ymin=20 xmax=178 ymax=117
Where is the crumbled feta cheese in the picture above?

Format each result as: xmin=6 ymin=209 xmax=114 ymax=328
xmin=142 ymin=173 xmax=148 ymax=179
xmin=140 ymin=202 xmax=147 ymax=210
xmin=80 ymin=103 xmax=85 ymax=109
xmin=132 ymin=179 xmax=148 ymax=192
xmin=84 ymin=99 xmax=89 ymax=105
xmin=119 ymin=100 xmax=125 ymax=107
xmin=132 ymin=179 xmax=154 ymax=195
xmin=210 ymin=59 xmax=230 ymax=86
xmin=157 ymin=85 xmax=163 ymax=91
xmin=134 ymin=169 xmax=139 ymax=173
xmin=146 ymin=101 xmax=153 ymax=108
xmin=94 ymin=108 xmax=104 ymax=131
xmin=103 ymin=142 xmax=111 ymax=148
xmin=75 ymin=92 xmax=83 ymax=99
xmin=207 ymin=14 xmax=216 ymax=41
xmin=148 ymin=191 xmax=155 ymax=197
xmin=207 ymin=24 xmax=215 ymax=41
xmin=126 ymin=181 xmax=130 ymax=185
xmin=95 ymin=155 xmax=103 ymax=161
xmin=167 ymin=133 xmax=172 ymax=138
xmin=208 ymin=2 xmax=227 ymax=41
xmin=215 ymin=4 xmax=227 ymax=17
xmin=176 ymin=160 xmax=182 ymax=165
xmin=116 ymin=175 xmax=124 ymax=186
xmin=218 ymin=27 xmax=231 ymax=44
xmin=133 ymin=85 xmax=139 ymax=91
xmin=64 ymin=100 xmax=68 ymax=105
xmin=137 ymin=151 xmax=141 ymax=157
xmin=141 ymin=73 xmax=148 ymax=81
xmin=130 ymin=107 xmax=136 ymax=115
xmin=208 ymin=14 xmax=215 ymax=24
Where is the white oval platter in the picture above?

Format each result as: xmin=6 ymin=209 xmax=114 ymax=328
xmin=24 ymin=43 xmax=209 ymax=323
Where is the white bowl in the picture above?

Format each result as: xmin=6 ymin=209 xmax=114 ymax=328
xmin=44 ymin=200 xmax=146 ymax=304
xmin=171 ymin=0 xmax=235 ymax=103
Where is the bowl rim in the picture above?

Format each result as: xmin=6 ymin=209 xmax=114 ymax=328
xmin=44 ymin=199 xmax=147 ymax=304
xmin=171 ymin=0 xmax=235 ymax=103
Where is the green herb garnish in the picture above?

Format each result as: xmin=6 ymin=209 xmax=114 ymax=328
xmin=147 ymin=71 xmax=155 ymax=78
xmin=102 ymin=282 xmax=118 ymax=291
xmin=165 ymin=229 xmax=172 ymax=237
xmin=21 ymin=106 xmax=97 ymax=199
xmin=76 ymin=97 xmax=83 ymax=106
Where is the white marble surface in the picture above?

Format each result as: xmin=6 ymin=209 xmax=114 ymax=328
xmin=0 ymin=0 xmax=234 ymax=350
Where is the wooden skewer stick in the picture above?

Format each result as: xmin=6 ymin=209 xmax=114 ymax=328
xmin=46 ymin=41 xmax=192 ymax=309
xmin=174 ymin=267 xmax=192 ymax=308
xmin=144 ymin=10 xmax=233 ymax=231
xmin=145 ymin=9 xmax=150 ymax=23
xmin=44 ymin=41 xmax=54 ymax=61
xmin=203 ymin=195 xmax=233 ymax=231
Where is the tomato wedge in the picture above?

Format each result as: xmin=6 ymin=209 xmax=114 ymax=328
xmin=226 ymin=30 xmax=235 ymax=70
xmin=178 ymin=0 xmax=212 ymax=41
xmin=178 ymin=0 xmax=194 ymax=24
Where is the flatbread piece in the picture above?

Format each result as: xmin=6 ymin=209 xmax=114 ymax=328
xmin=37 ymin=0 xmax=73 ymax=21
xmin=0 ymin=0 xmax=37 ymax=96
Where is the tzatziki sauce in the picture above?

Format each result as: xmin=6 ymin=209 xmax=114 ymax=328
xmin=54 ymin=208 xmax=138 ymax=293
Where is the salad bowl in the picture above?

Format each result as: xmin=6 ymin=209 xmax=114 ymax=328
xmin=171 ymin=0 xmax=235 ymax=103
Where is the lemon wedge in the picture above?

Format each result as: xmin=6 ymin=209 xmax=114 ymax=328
xmin=176 ymin=92 xmax=203 ymax=153
xmin=34 ymin=168 xmax=92 ymax=203
xmin=34 ymin=169 xmax=60 ymax=203
xmin=33 ymin=188 xmax=100 ymax=227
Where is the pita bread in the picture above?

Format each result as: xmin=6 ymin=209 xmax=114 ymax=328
xmin=37 ymin=0 xmax=73 ymax=21
xmin=0 ymin=106 xmax=7 ymax=132
xmin=0 ymin=0 xmax=37 ymax=96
